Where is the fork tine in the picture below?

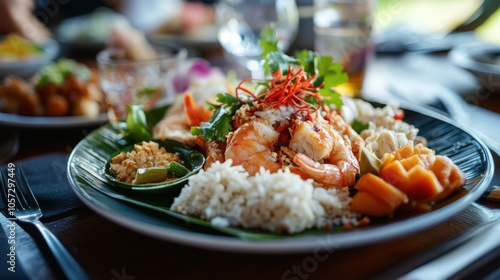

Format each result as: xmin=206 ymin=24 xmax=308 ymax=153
xmin=14 ymin=166 xmax=29 ymax=212
xmin=17 ymin=166 xmax=40 ymax=213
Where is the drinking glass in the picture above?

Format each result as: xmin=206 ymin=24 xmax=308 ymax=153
xmin=216 ymin=0 xmax=300 ymax=78
xmin=97 ymin=45 xmax=187 ymax=122
xmin=314 ymin=0 xmax=376 ymax=97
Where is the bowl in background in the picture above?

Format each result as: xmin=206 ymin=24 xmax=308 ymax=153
xmin=0 ymin=38 xmax=60 ymax=79
xmin=449 ymin=43 xmax=500 ymax=93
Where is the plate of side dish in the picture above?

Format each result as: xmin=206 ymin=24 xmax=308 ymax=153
xmin=0 ymin=34 xmax=60 ymax=79
xmin=0 ymin=58 xmax=107 ymax=128
xmin=67 ymin=102 xmax=494 ymax=253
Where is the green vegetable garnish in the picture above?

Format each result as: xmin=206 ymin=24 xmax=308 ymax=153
xmin=118 ymin=105 xmax=152 ymax=142
xmin=260 ymin=25 xmax=280 ymax=75
xmin=133 ymin=167 xmax=168 ymax=184
xmin=36 ymin=59 xmax=91 ymax=87
xmin=166 ymin=161 xmax=190 ymax=177
xmin=132 ymin=162 xmax=189 ymax=184
xmin=191 ymin=93 xmax=241 ymax=142
xmin=351 ymin=119 xmax=369 ymax=134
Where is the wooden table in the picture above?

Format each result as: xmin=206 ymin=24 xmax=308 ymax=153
xmin=3 ymin=52 xmax=500 ymax=280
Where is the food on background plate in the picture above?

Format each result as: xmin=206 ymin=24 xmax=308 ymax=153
xmin=108 ymin=19 xmax=157 ymax=61
xmin=121 ymin=28 xmax=466 ymax=234
xmin=152 ymin=1 xmax=216 ymax=40
xmin=56 ymin=8 xmax=122 ymax=45
xmin=0 ymin=33 xmax=43 ymax=62
xmin=0 ymin=59 xmax=104 ymax=117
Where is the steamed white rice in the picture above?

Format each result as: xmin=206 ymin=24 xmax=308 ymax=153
xmin=171 ymin=160 xmax=360 ymax=234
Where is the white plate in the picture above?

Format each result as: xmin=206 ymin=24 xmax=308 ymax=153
xmin=0 ymin=38 xmax=60 ymax=79
xmin=67 ymin=104 xmax=494 ymax=253
xmin=0 ymin=112 xmax=107 ymax=129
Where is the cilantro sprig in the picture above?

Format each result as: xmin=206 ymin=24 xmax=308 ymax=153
xmin=191 ymin=93 xmax=244 ymax=141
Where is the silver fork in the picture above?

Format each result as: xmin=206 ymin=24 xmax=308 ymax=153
xmin=0 ymin=166 xmax=89 ymax=280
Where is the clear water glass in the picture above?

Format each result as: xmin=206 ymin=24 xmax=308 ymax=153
xmin=97 ymin=46 xmax=187 ymax=122
xmin=216 ymin=0 xmax=299 ymax=78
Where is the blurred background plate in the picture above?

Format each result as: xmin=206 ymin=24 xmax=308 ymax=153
xmin=0 ymin=112 xmax=107 ymax=129
xmin=147 ymin=26 xmax=220 ymax=56
xmin=0 ymin=38 xmax=59 ymax=79
xmin=448 ymin=43 xmax=500 ymax=93
xmin=54 ymin=8 xmax=122 ymax=55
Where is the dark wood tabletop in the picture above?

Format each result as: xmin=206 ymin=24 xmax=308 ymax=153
xmin=2 ymin=51 xmax=500 ymax=280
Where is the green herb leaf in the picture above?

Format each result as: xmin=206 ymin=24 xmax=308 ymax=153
xmin=36 ymin=59 xmax=91 ymax=87
xmin=351 ymin=119 xmax=369 ymax=134
xmin=294 ymin=50 xmax=316 ymax=77
xmin=317 ymin=55 xmax=348 ymax=107
xmin=214 ymin=92 xmax=241 ymax=111
xmin=260 ymin=26 xmax=280 ymax=75
xmin=191 ymin=92 xmax=246 ymax=141
xmin=124 ymin=105 xmax=152 ymax=141
xmin=191 ymin=106 xmax=233 ymax=142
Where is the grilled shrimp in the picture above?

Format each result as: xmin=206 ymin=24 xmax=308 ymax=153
xmin=204 ymin=140 xmax=226 ymax=170
xmin=285 ymin=117 xmax=360 ymax=187
xmin=224 ymin=119 xmax=282 ymax=176
xmin=325 ymin=109 xmax=364 ymax=155
xmin=288 ymin=118 xmax=334 ymax=161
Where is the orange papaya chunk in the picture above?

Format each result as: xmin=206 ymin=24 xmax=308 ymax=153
xmin=430 ymin=155 xmax=453 ymax=186
xmin=381 ymin=153 xmax=396 ymax=169
xmin=354 ymin=173 xmax=408 ymax=210
xmin=399 ymin=154 xmax=424 ymax=171
xmin=413 ymin=143 xmax=435 ymax=156
xmin=350 ymin=191 xmax=396 ymax=217
xmin=380 ymin=160 xmax=409 ymax=189
xmin=430 ymin=156 xmax=466 ymax=201
xmin=405 ymin=165 xmax=444 ymax=202
xmin=393 ymin=144 xmax=415 ymax=160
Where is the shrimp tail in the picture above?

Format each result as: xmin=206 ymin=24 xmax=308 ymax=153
xmin=293 ymin=152 xmax=350 ymax=187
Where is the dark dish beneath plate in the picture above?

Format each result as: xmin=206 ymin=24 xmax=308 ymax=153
xmin=103 ymin=139 xmax=205 ymax=194
xmin=67 ymin=104 xmax=494 ymax=253
xmin=449 ymin=43 xmax=500 ymax=92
